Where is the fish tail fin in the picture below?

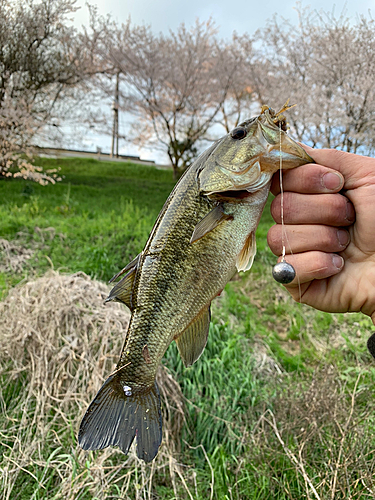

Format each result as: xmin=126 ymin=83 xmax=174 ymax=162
xmin=78 ymin=372 xmax=162 ymax=462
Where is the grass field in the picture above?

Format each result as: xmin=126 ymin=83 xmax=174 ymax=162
xmin=1 ymin=158 xmax=375 ymax=499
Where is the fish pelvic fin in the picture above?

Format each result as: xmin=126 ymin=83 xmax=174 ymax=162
xmin=236 ymin=231 xmax=256 ymax=272
xmin=78 ymin=373 xmax=162 ymax=463
xmin=174 ymin=305 xmax=211 ymax=367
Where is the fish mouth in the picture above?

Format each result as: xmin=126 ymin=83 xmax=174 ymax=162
xmin=219 ymin=189 xmax=252 ymax=199
xmin=207 ymin=189 xmax=254 ymax=202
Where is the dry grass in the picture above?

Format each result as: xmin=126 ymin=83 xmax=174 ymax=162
xmin=0 ymin=271 xmax=195 ymax=500
xmin=0 ymin=238 xmax=33 ymax=274
xmin=2 ymin=269 xmax=375 ymax=499
xmin=250 ymin=367 xmax=375 ymax=499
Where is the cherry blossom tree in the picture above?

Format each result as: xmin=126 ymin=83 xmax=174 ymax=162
xmin=252 ymin=8 xmax=375 ymax=155
xmin=0 ymin=0 xmax=92 ymax=184
xmin=87 ymin=14 xmax=258 ymax=179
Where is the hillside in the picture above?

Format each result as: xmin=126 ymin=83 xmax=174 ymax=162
xmin=0 ymin=158 xmax=374 ymax=499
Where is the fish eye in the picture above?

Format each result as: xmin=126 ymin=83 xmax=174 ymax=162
xmin=231 ymin=127 xmax=247 ymax=140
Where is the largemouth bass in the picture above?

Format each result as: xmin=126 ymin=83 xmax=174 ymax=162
xmin=78 ymin=104 xmax=314 ymax=462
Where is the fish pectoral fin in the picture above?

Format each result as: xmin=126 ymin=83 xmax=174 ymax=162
xmin=236 ymin=231 xmax=256 ymax=272
xmin=190 ymin=205 xmax=233 ymax=244
xmin=175 ymin=305 xmax=211 ymax=367
xmin=78 ymin=373 xmax=162 ymax=463
xmin=109 ymin=253 xmax=141 ymax=283
xmin=105 ymin=266 xmax=137 ymax=309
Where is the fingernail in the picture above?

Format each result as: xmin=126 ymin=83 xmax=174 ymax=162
xmin=337 ymin=229 xmax=349 ymax=247
xmin=332 ymin=254 xmax=344 ymax=270
xmin=345 ymin=199 xmax=355 ymax=222
xmin=322 ymin=172 xmax=343 ymax=190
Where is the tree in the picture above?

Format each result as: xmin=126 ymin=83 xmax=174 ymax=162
xmin=213 ymin=32 xmax=256 ymax=134
xmin=125 ymin=21 xmax=258 ymax=178
xmin=88 ymin=14 xmax=257 ymax=179
xmin=0 ymin=0 xmax=92 ymax=183
xmin=252 ymin=8 xmax=375 ymax=154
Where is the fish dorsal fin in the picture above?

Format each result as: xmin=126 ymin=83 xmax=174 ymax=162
xmin=174 ymin=305 xmax=211 ymax=367
xmin=109 ymin=253 xmax=141 ymax=284
xmin=105 ymin=266 xmax=137 ymax=310
xmin=236 ymin=231 xmax=256 ymax=272
xmin=190 ymin=205 xmax=232 ymax=244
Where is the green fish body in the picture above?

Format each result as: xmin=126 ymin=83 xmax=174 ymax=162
xmin=78 ymin=105 xmax=314 ymax=462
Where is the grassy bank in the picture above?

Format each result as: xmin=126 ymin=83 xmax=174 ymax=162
xmin=1 ymin=158 xmax=374 ymax=499
xmin=0 ymin=158 xmax=175 ymax=291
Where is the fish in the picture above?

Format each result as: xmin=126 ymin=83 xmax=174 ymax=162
xmin=78 ymin=103 xmax=314 ymax=462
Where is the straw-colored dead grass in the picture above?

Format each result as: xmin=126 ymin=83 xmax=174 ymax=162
xmin=250 ymin=367 xmax=375 ymax=499
xmin=0 ymin=271 xmax=192 ymax=500
xmin=0 ymin=238 xmax=33 ymax=274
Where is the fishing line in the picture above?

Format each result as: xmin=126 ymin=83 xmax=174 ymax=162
xmin=279 ymin=123 xmax=286 ymax=262
xmin=270 ymin=122 xmax=304 ymax=368
xmin=272 ymin=123 xmax=305 ymax=307
xmin=272 ymin=123 xmax=296 ymax=285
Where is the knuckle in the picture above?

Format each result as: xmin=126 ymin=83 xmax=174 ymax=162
xmin=321 ymin=227 xmax=340 ymax=249
xmin=270 ymin=196 xmax=281 ymax=221
xmin=301 ymin=165 xmax=322 ymax=188
xmin=280 ymin=193 xmax=295 ymax=220
xmin=267 ymin=225 xmax=281 ymax=254
xmin=314 ymin=252 xmax=332 ymax=270
xmin=284 ymin=164 xmax=331 ymax=193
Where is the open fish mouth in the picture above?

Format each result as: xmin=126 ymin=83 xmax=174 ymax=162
xmin=207 ymin=189 xmax=256 ymax=201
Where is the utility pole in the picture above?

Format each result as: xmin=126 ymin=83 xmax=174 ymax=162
xmin=111 ymin=71 xmax=120 ymax=158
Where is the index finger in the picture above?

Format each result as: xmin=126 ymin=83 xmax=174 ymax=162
xmin=271 ymin=163 xmax=344 ymax=196
xmin=299 ymin=146 xmax=375 ymax=191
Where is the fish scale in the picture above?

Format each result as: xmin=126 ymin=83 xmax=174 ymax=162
xmin=119 ymin=169 xmax=227 ymax=374
xmin=78 ymin=103 xmax=314 ymax=462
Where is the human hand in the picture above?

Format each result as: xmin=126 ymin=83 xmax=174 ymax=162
xmin=267 ymin=147 xmax=375 ymax=325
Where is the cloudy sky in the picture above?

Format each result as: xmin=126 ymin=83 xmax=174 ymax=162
xmin=74 ymin=0 xmax=374 ymax=38
xmin=70 ymin=0 xmax=374 ymax=162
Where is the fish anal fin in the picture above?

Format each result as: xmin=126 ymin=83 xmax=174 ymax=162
xmin=105 ymin=267 xmax=137 ymax=309
xmin=175 ymin=305 xmax=211 ymax=367
xmin=190 ymin=205 xmax=232 ymax=244
xmin=109 ymin=253 xmax=141 ymax=284
xmin=78 ymin=373 xmax=162 ymax=463
xmin=236 ymin=231 xmax=256 ymax=272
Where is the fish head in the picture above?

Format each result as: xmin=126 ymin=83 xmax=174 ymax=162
xmin=198 ymin=103 xmax=314 ymax=196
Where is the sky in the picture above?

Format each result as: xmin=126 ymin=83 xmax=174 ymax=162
xmin=67 ymin=0 xmax=375 ymax=163
xmin=74 ymin=0 xmax=374 ymax=39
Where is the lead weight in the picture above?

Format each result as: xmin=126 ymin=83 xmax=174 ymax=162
xmin=272 ymin=261 xmax=296 ymax=284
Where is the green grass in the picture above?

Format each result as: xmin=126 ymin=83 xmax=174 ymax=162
xmin=1 ymin=157 xmax=375 ymax=499
xmin=0 ymin=158 xmax=175 ymax=288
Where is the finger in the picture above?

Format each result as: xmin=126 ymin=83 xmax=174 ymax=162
xmin=267 ymin=224 xmax=350 ymax=256
xmin=271 ymin=163 xmax=344 ymax=196
xmin=301 ymin=146 xmax=375 ymax=190
xmin=271 ymin=193 xmax=355 ymax=226
xmin=275 ymin=251 xmax=344 ymax=287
